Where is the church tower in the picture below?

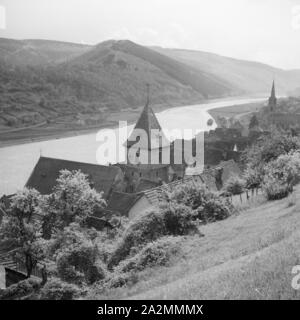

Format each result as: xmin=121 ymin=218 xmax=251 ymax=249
xmin=124 ymin=85 xmax=169 ymax=165
xmin=268 ymin=80 xmax=277 ymax=112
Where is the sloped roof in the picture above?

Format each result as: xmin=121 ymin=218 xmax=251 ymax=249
xmin=125 ymin=102 xmax=169 ymax=150
xmin=142 ymin=174 xmax=214 ymax=206
xmin=135 ymin=179 xmax=160 ymax=193
xmin=106 ymin=191 xmax=142 ymax=216
xmin=117 ymin=163 xmax=170 ymax=171
xmin=25 ymin=156 xmax=121 ymax=198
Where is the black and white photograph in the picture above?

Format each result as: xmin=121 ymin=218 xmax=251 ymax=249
xmin=0 ymin=0 xmax=300 ymax=309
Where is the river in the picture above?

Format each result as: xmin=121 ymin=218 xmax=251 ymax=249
xmin=0 ymin=97 xmax=265 ymax=196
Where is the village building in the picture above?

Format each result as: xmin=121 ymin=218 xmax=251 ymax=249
xmin=266 ymin=81 xmax=300 ymax=129
xmin=25 ymin=156 xmax=125 ymax=200
xmin=124 ymin=87 xmax=170 ymax=166
xmin=20 ymin=87 xmax=246 ymax=224
xmin=127 ymin=159 xmax=241 ymax=220
xmin=116 ymin=88 xmax=186 ymax=190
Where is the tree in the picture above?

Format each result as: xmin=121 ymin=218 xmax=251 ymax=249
xmin=249 ymin=114 xmax=259 ymax=130
xmin=0 ymin=188 xmax=47 ymax=278
xmin=38 ymin=169 xmax=106 ymax=236
xmin=48 ymin=223 xmax=105 ymax=284
xmin=217 ymin=116 xmax=228 ymax=128
xmin=242 ymin=131 xmax=300 ymax=169
xmin=243 ymin=165 xmax=262 ymax=193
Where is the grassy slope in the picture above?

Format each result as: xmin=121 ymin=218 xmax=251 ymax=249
xmin=99 ymin=186 xmax=300 ymax=300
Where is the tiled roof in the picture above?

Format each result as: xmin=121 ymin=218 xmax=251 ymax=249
xmin=142 ymin=174 xmax=212 ymax=205
xmin=25 ymin=156 xmax=122 ymax=198
xmin=135 ymin=179 xmax=160 ymax=193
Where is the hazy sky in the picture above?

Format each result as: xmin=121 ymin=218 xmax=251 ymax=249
xmin=0 ymin=0 xmax=300 ymax=69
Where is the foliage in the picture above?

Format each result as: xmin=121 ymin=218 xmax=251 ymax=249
xmin=248 ymin=114 xmax=259 ymax=130
xmin=243 ymin=165 xmax=262 ymax=190
xmin=165 ymin=182 xmax=233 ymax=223
xmin=262 ymin=151 xmax=300 ymax=200
xmin=0 ymin=278 xmax=40 ymax=300
xmin=224 ymin=176 xmax=245 ymax=195
xmin=38 ymin=169 xmax=105 ymax=235
xmin=242 ymin=131 xmax=300 ymax=169
xmin=108 ymin=204 xmax=198 ymax=269
xmin=47 ymin=223 xmax=105 ymax=284
xmin=0 ymin=188 xmax=47 ymax=277
xmin=39 ymin=278 xmax=81 ymax=300
xmin=117 ymin=236 xmax=182 ymax=273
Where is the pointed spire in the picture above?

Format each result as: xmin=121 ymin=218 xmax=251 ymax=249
xmin=146 ymin=83 xmax=150 ymax=108
xmin=271 ymin=80 xmax=276 ymax=98
xmin=125 ymin=83 xmax=168 ymax=150
xmin=268 ymin=80 xmax=277 ymax=111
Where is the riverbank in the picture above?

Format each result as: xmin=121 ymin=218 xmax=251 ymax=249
xmin=207 ymin=101 xmax=265 ymax=126
xmin=0 ymin=95 xmax=266 ymax=148
xmin=0 ymin=99 xmax=193 ymax=148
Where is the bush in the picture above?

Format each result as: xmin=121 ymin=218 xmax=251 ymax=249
xmin=262 ymin=151 xmax=300 ymax=200
xmin=103 ymin=272 xmax=138 ymax=289
xmin=0 ymin=278 xmax=40 ymax=300
xmin=117 ymin=236 xmax=182 ymax=273
xmin=39 ymin=278 xmax=80 ymax=300
xmin=224 ymin=176 xmax=245 ymax=195
xmin=198 ymin=198 xmax=232 ymax=222
xmin=243 ymin=166 xmax=262 ymax=190
xmin=165 ymin=182 xmax=233 ymax=223
xmin=56 ymin=244 xmax=105 ymax=284
xmin=242 ymin=131 xmax=300 ymax=168
xmin=107 ymin=204 xmax=198 ymax=269
xmin=263 ymin=180 xmax=290 ymax=200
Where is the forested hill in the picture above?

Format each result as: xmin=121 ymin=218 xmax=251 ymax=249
xmin=0 ymin=37 xmax=299 ymax=131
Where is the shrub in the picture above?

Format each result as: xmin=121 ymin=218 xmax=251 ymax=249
xmin=117 ymin=236 xmax=182 ymax=273
xmin=224 ymin=176 xmax=245 ymax=195
xmin=56 ymin=244 xmax=104 ymax=284
xmin=0 ymin=278 xmax=40 ymax=300
xmin=198 ymin=198 xmax=231 ymax=222
xmin=243 ymin=166 xmax=262 ymax=190
xmin=39 ymin=278 xmax=80 ymax=300
xmin=263 ymin=179 xmax=290 ymax=200
xmin=104 ymin=272 xmax=138 ymax=289
xmin=165 ymin=182 xmax=233 ymax=223
xmin=108 ymin=204 xmax=198 ymax=269
xmin=50 ymin=223 xmax=105 ymax=284
xmin=262 ymin=151 xmax=300 ymax=200
xmin=242 ymin=131 xmax=300 ymax=168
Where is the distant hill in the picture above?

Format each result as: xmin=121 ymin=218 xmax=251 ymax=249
xmin=1 ymin=37 xmax=300 ymax=131
xmin=151 ymin=46 xmax=300 ymax=95
xmin=0 ymin=38 xmax=238 ymax=130
xmin=0 ymin=38 xmax=91 ymax=65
